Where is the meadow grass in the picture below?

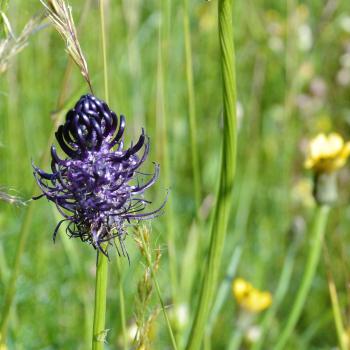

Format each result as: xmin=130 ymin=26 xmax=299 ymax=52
xmin=1 ymin=1 xmax=350 ymax=349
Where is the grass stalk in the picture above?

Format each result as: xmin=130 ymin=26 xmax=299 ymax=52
xmin=156 ymin=1 xmax=178 ymax=301
xmin=327 ymin=277 xmax=347 ymax=350
xmin=99 ymin=0 xmax=109 ymax=103
xmin=227 ymin=330 xmax=243 ymax=350
xmin=139 ymin=229 xmax=178 ymax=350
xmin=116 ymin=257 xmax=128 ymax=350
xmin=185 ymin=0 xmax=237 ymax=348
xmin=275 ymin=205 xmax=330 ymax=350
xmin=207 ymin=246 xmax=242 ymax=333
xmin=324 ymin=245 xmax=348 ymax=350
xmin=92 ymin=250 xmax=109 ymax=350
xmin=182 ymin=0 xmax=201 ymax=210
xmin=252 ymin=242 xmax=298 ymax=350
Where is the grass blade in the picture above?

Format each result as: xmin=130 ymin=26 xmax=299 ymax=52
xmin=185 ymin=0 xmax=237 ymax=348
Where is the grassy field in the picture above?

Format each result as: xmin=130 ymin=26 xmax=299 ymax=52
xmin=1 ymin=0 xmax=350 ymax=349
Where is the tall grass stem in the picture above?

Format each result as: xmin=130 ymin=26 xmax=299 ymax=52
xmin=275 ymin=205 xmax=330 ymax=350
xmin=328 ymin=278 xmax=347 ymax=350
xmin=185 ymin=0 xmax=237 ymax=348
xmin=252 ymin=242 xmax=298 ymax=350
xmin=324 ymin=246 xmax=348 ymax=350
xmin=183 ymin=0 xmax=201 ymax=210
xmin=207 ymin=246 xmax=242 ymax=333
xmin=156 ymin=1 xmax=178 ymax=301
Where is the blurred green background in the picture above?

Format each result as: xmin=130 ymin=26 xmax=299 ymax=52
xmin=1 ymin=0 xmax=350 ymax=349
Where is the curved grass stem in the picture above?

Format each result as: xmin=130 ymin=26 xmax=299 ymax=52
xmin=185 ymin=0 xmax=237 ymax=349
xmin=275 ymin=205 xmax=330 ymax=350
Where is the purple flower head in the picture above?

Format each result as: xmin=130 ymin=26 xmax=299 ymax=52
xmin=33 ymin=94 xmax=163 ymax=257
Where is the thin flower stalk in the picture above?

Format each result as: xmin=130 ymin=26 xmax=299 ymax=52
xmin=92 ymin=248 xmax=109 ymax=350
xmin=207 ymin=246 xmax=242 ymax=333
xmin=252 ymin=242 xmax=298 ymax=350
xmin=185 ymin=0 xmax=237 ymax=349
xmin=275 ymin=205 xmax=330 ymax=350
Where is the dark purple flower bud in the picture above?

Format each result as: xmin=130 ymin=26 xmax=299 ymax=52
xmin=33 ymin=94 xmax=164 ymax=257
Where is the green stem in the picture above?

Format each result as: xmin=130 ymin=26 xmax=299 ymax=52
xmin=324 ymin=245 xmax=348 ymax=350
xmin=227 ymin=330 xmax=243 ymax=350
xmin=156 ymin=1 xmax=178 ymax=301
xmin=185 ymin=0 xmax=237 ymax=349
xmin=252 ymin=243 xmax=298 ymax=350
xmin=183 ymin=0 xmax=201 ymax=210
xmin=274 ymin=205 xmax=330 ymax=350
xmin=92 ymin=251 xmax=109 ymax=350
xmin=207 ymin=246 xmax=242 ymax=333
xmin=328 ymin=278 xmax=347 ymax=350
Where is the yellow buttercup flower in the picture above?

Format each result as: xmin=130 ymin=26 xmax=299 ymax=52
xmin=304 ymin=133 xmax=350 ymax=173
xmin=232 ymin=278 xmax=272 ymax=313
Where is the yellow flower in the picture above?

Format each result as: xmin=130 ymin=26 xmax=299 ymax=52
xmin=304 ymin=133 xmax=350 ymax=173
xmin=232 ymin=278 xmax=272 ymax=313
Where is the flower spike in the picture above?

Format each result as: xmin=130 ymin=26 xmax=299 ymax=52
xmin=33 ymin=94 xmax=164 ymax=256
